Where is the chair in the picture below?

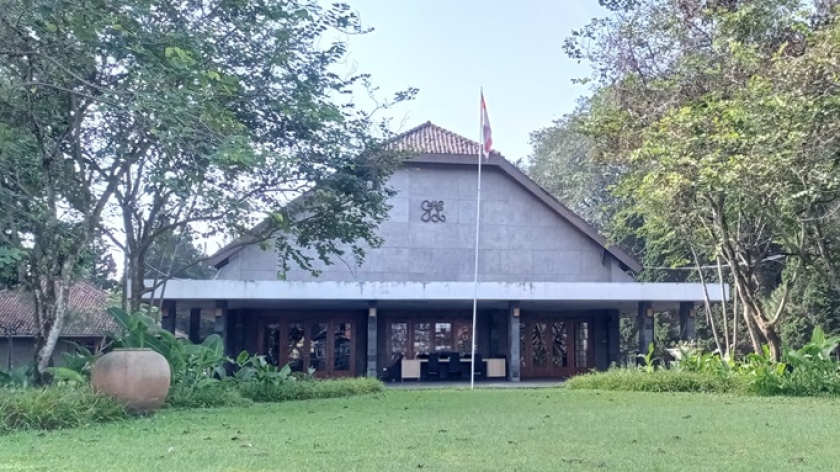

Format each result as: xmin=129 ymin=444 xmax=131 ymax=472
xmin=425 ymin=353 xmax=443 ymax=381
xmin=446 ymin=352 xmax=463 ymax=379
xmin=382 ymin=354 xmax=403 ymax=382
xmin=471 ymin=353 xmax=486 ymax=380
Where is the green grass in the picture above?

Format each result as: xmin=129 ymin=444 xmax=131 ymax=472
xmin=4 ymin=388 xmax=840 ymax=471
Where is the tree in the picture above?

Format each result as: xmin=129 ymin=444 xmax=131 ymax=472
xmin=527 ymin=99 xmax=617 ymax=231
xmin=144 ymin=229 xmax=215 ymax=282
xmin=80 ymin=237 xmax=118 ymax=291
xmin=565 ymin=0 xmax=840 ymax=359
xmin=0 ymin=0 xmax=413 ymax=381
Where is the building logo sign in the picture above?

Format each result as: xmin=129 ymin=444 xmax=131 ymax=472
xmin=420 ymin=200 xmax=446 ymax=223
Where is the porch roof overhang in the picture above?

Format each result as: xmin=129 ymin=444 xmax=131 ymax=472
xmin=145 ymin=280 xmax=727 ymax=312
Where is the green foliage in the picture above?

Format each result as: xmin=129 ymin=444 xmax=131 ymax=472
xmin=0 ymin=385 xmax=127 ymax=434
xmin=558 ymin=0 xmax=840 ymax=358
xmin=0 ymin=365 xmax=33 ymax=388
xmin=106 ymin=308 xmax=232 ymax=401
xmin=239 ymin=377 xmax=384 ymax=403
xmin=0 ymin=0 xmax=415 ymax=372
xmin=166 ymin=382 xmax=249 ymax=409
xmin=230 ymin=351 xmax=294 ymax=385
xmin=636 ymin=342 xmax=657 ymax=373
xmin=585 ymin=327 xmax=840 ymax=396
xmin=567 ymin=369 xmax=746 ymax=393
xmin=526 ymin=99 xmax=617 ymax=231
xmin=53 ymin=342 xmax=99 ymax=382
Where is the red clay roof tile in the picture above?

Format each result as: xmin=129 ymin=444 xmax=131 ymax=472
xmin=0 ymin=282 xmax=115 ymax=336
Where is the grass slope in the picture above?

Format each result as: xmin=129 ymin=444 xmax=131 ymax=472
xmin=3 ymin=389 xmax=840 ymax=471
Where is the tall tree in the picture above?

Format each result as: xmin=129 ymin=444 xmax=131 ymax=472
xmin=527 ymin=99 xmax=617 ymax=231
xmin=565 ymin=0 xmax=840 ymax=358
xmin=0 ymin=0 xmax=412 ymax=381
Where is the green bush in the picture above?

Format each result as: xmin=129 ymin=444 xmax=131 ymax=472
xmin=166 ymin=382 xmax=251 ymax=409
xmin=239 ymin=377 xmax=384 ymax=403
xmin=0 ymin=365 xmax=34 ymax=388
xmin=567 ymin=369 xmax=747 ymax=394
xmin=0 ymin=385 xmax=128 ymax=433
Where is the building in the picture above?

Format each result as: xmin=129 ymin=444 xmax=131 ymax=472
xmin=147 ymin=122 xmax=726 ymax=381
xmin=0 ymin=282 xmax=114 ymax=369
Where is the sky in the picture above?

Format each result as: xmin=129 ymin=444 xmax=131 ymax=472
xmin=337 ymin=1 xmax=609 ymax=163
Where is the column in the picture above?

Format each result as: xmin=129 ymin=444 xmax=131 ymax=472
xmin=508 ymin=302 xmax=520 ymax=382
xmin=367 ymin=303 xmax=378 ymax=378
xmin=189 ymin=308 xmax=201 ymax=344
xmin=162 ymin=300 xmax=177 ymax=334
xmin=214 ymin=300 xmax=229 ymax=355
xmin=607 ymin=309 xmax=621 ymax=367
xmin=235 ymin=310 xmax=246 ymax=355
xmin=679 ymin=302 xmax=696 ymax=342
xmin=637 ymin=301 xmax=653 ymax=354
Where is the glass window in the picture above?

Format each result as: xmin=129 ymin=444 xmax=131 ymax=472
xmin=334 ymin=322 xmax=352 ymax=372
xmin=287 ymin=323 xmax=306 ymax=372
xmin=265 ymin=323 xmax=281 ymax=367
xmin=552 ymin=322 xmax=568 ymax=368
xmin=575 ymin=322 xmax=590 ymax=369
xmin=455 ymin=322 xmax=472 ymax=356
xmin=309 ymin=322 xmax=328 ymax=372
xmin=389 ymin=322 xmax=409 ymax=363
xmin=434 ymin=322 xmax=453 ymax=352
xmin=531 ymin=322 xmax=549 ymax=367
xmin=412 ymin=322 xmax=431 ymax=357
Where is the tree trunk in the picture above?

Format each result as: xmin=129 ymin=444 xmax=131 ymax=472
xmin=31 ymin=276 xmax=70 ymax=384
xmin=742 ymin=303 xmax=761 ymax=354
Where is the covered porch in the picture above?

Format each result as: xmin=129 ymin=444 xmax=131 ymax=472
xmin=146 ymin=280 xmax=726 ymax=381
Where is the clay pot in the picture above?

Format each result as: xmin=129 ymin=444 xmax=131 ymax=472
xmin=91 ymin=348 xmax=171 ymax=413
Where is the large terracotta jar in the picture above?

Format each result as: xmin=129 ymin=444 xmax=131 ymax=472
xmin=91 ymin=348 xmax=171 ymax=413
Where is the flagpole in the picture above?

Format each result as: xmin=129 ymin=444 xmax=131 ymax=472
xmin=470 ymin=90 xmax=484 ymax=390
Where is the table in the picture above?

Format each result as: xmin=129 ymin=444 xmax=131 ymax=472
xmin=401 ymin=357 xmax=506 ymax=380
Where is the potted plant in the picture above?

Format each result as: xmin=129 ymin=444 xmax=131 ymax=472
xmin=91 ymin=308 xmax=171 ymax=413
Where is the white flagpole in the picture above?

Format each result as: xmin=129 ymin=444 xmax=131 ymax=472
xmin=470 ymin=90 xmax=484 ymax=390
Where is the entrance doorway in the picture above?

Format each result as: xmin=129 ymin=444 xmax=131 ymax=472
xmin=519 ymin=318 xmax=592 ymax=379
xmin=260 ymin=319 xmax=355 ymax=378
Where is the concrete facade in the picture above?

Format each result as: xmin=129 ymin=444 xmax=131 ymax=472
xmin=216 ymin=165 xmax=635 ymax=283
xmin=151 ymin=122 xmax=720 ymax=380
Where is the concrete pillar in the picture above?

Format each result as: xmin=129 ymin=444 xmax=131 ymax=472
xmin=235 ymin=310 xmax=246 ymax=355
xmin=637 ymin=301 xmax=653 ymax=354
xmin=189 ymin=308 xmax=201 ymax=344
xmin=214 ymin=300 xmax=229 ymax=354
xmin=367 ymin=303 xmax=378 ymax=378
xmin=508 ymin=302 xmax=521 ymax=381
xmin=679 ymin=302 xmax=696 ymax=342
xmin=606 ymin=309 xmax=621 ymax=368
xmin=162 ymin=301 xmax=177 ymax=334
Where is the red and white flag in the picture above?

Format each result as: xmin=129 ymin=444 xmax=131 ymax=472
xmin=480 ymin=91 xmax=492 ymax=157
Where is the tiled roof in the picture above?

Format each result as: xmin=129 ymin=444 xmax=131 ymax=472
xmin=387 ymin=121 xmax=501 ymax=157
xmin=0 ymin=282 xmax=115 ymax=337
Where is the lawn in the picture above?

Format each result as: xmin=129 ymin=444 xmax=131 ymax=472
xmin=3 ymin=388 xmax=840 ymax=471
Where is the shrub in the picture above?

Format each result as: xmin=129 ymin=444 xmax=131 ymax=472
xmin=239 ymin=377 xmax=384 ymax=403
xmin=166 ymin=382 xmax=251 ymax=409
xmin=0 ymin=385 xmax=128 ymax=433
xmin=0 ymin=365 xmax=34 ymax=388
xmin=567 ymin=369 xmax=747 ymax=394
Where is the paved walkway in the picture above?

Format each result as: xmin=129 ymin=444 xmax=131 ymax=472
xmin=385 ymin=380 xmax=563 ymax=389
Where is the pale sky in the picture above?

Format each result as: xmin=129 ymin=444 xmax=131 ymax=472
xmin=339 ymin=1 xmax=607 ymax=163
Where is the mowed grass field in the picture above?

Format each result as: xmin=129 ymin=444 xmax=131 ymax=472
xmin=3 ymin=388 xmax=839 ymax=471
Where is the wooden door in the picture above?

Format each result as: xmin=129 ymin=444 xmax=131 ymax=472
xmin=260 ymin=319 xmax=356 ymax=378
xmin=520 ymin=318 xmax=591 ymax=379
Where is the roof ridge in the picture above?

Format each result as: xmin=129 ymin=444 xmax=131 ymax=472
xmin=385 ymin=120 xmax=502 ymax=157
xmin=388 ymin=120 xmax=434 ymax=142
